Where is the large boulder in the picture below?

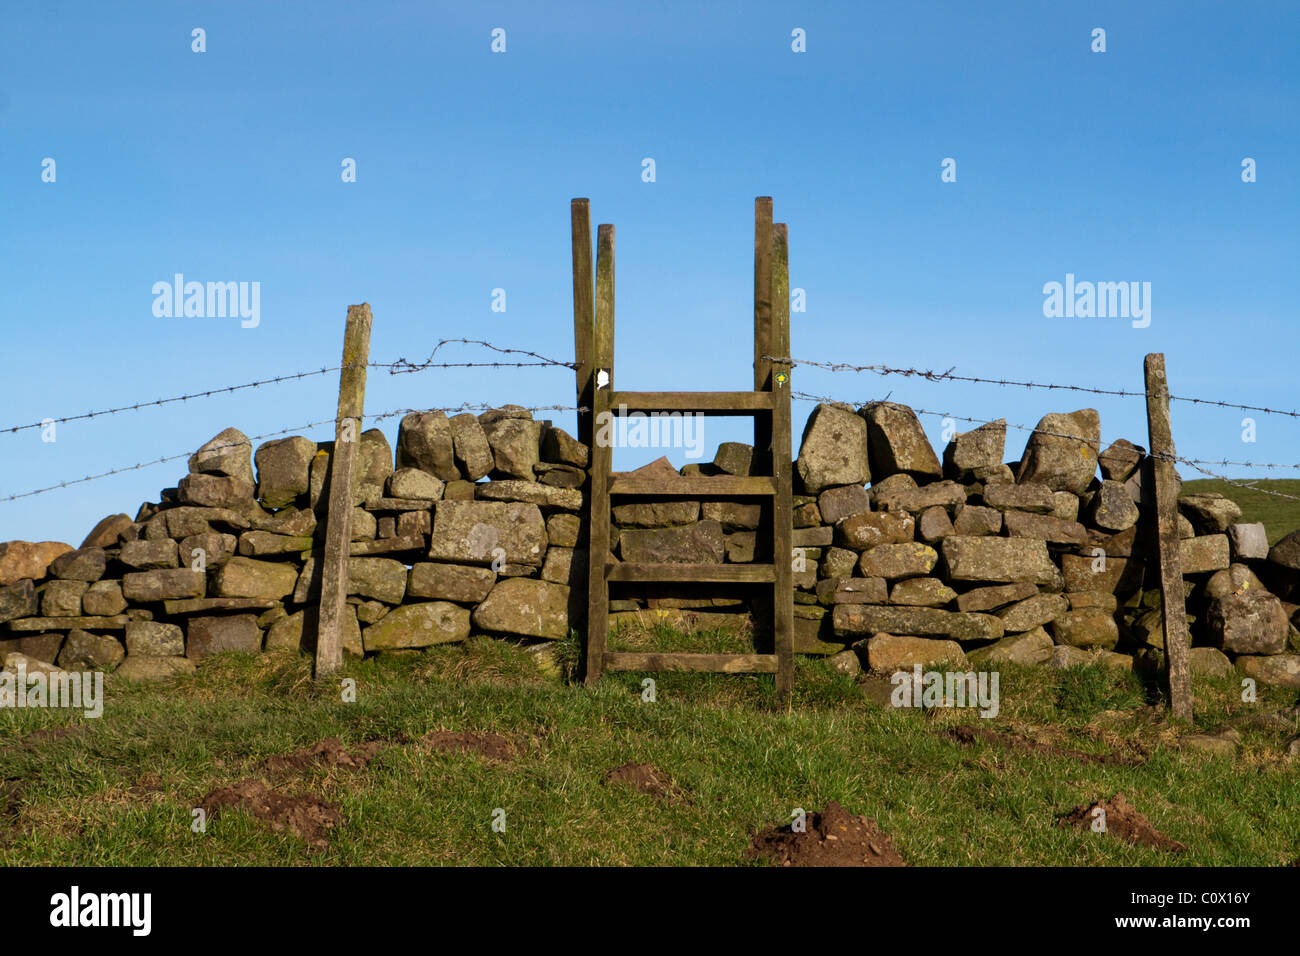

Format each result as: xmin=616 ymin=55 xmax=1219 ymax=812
xmin=1208 ymin=590 xmax=1289 ymax=655
xmin=1180 ymin=535 xmax=1230 ymax=574
xmin=362 ymin=602 xmax=470 ymax=650
xmin=796 ymin=404 xmax=869 ymax=494
xmin=186 ymin=614 xmax=262 ymax=659
xmin=940 ymin=536 xmax=1063 ymax=588
xmin=428 ymin=500 xmax=547 ymax=567
xmin=178 ymin=473 xmax=256 ymax=508
xmin=48 ymin=547 xmax=106 ymax=582
xmin=449 ymin=412 xmax=495 ymax=480
xmin=125 ymin=621 xmax=185 ymax=657
xmin=254 ymin=436 xmax=317 ymax=508
xmin=1268 ymin=530 xmax=1300 ymax=571
xmin=0 ymin=541 xmax=73 ymax=587
xmin=407 ymin=563 xmax=496 ymax=603
xmin=1235 ymin=654 xmax=1300 ymax=689
xmin=347 ymin=557 xmax=408 ymax=604
xmin=1097 ymin=439 xmax=1144 ymax=482
xmin=816 ymin=486 xmax=870 ymax=525
xmin=473 ymin=578 xmax=573 ymax=640
xmin=0 ymin=580 xmax=39 ymax=624
xmin=1227 ymin=523 xmax=1269 ymax=562
xmin=1178 ymin=493 xmax=1243 ymax=535
xmin=943 ymin=419 xmax=1006 ymax=478
xmin=397 ymin=411 xmax=458 ymax=481
xmin=863 ymin=633 xmax=966 ymax=672
xmin=188 ymin=427 xmax=254 ymax=485
xmin=858 ymin=402 xmax=941 ymax=479
xmin=79 ymin=514 xmax=133 ymax=549
xmin=212 ymin=558 xmax=296 ymax=600
xmin=1088 ymin=480 xmax=1140 ymax=532
xmin=1014 ymin=409 xmax=1100 ymax=495
xmin=480 ymin=411 xmax=542 ymax=482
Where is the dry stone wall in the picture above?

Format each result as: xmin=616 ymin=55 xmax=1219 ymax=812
xmin=4 ymin=396 xmax=1300 ymax=693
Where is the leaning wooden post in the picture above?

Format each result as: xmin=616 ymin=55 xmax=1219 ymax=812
xmin=752 ymin=197 xmax=774 ymax=476
xmin=584 ymin=225 xmax=614 ymax=684
xmin=1144 ymin=353 xmax=1193 ymax=722
xmin=771 ymin=222 xmax=794 ymax=704
xmin=315 ymin=303 xmax=372 ymax=679
xmin=570 ymin=199 xmax=595 ymax=449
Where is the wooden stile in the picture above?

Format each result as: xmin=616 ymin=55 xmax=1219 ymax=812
xmin=583 ymin=224 xmax=615 ymax=683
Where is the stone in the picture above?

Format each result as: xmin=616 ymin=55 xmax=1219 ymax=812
xmin=943 ymin=419 xmax=1006 ymax=477
xmin=889 ymin=577 xmax=956 ymax=607
xmin=612 ymin=501 xmax=699 ymax=528
xmin=547 ymin=514 xmax=581 ymax=548
xmin=858 ymin=542 xmax=937 ymax=580
xmin=1178 ymin=493 xmax=1243 ymax=535
xmin=701 ymin=501 xmax=761 ymax=530
xmin=1227 ymin=523 xmax=1269 ymax=562
xmin=264 ymin=607 xmax=362 ymax=655
xmin=941 ymin=536 xmax=1063 ymax=587
xmin=188 ymin=427 xmax=254 ymax=485
xmin=1050 ymin=492 xmax=1080 ymax=522
xmin=793 ymin=502 xmax=822 ymax=528
xmin=864 ymin=633 xmax=966 ymax=672
xmin=620 ymin=521 xmax=724 ymax=564
xmin=1267 ymin=530 xmax=1300 ymax=571
xmin=1178 ymin=514 xmax=1195 ymax=539
xmin=120 ymin=538 xmax=179 ymax=570
xmin=1188 ymin=646 xmax=1233 ymax=679
xmin=125 ymin=621 xmax=185 ymax=657
xmin=362 ymin=602 xmax=470 ymax=650
xmin=394 ymin=511 xmax=431 ymax=538
xmin=119 ymin=568 xmax=205 ymax=602
xmin=428 ymin=501 xmax=547 ymax=567
xmin=1097 ymin=439 xmax=1144 ymax=482
xmin=818 ymin=548 xmax=859 ymax=580
xmin=816 ymin=577 xmax=889 ymax=605
xmin=163 ymin=507 xmax=247 ymax=538
xmin=541 ymin=547 xmax=583 ymax=585
xmin=80 ymin=514 xmax=134 ymax=549
xmin=212 ymin=559 xmax=295 ymax=601
xmin=859 ymin=402 xmax=941 ymax=478
xmin=395 ymin=410 xmax=457 ymax=481
xmin=955 ymin=582 xmax=1038 ymax=613
xmin=186 ymin=614 xmax=262 ymax=659
xmin=535 ymin=463 xmax=586 ymax=488
xmin=1014 ymin=409 xmax=1100 ymax=495
xmin=713 ymin=442 xmax=753 ymax=476
xmin=867 ymin=474 xmax=917 ymax=505
xmin=1207 ymin=590 xmax=1288 ymax=655
xmin=350 ymin=507 xmax=377 ymax=541
xmin=998 ymin=593 xmax=1069 ymax=633
xmin=792 ymin=526 xmax=833 ymax=548
xmin=968 ymin=627 xmax=1055 ymax=667
xmin=1204 ymin=564 xmax=1264 ymax=602
xmin=57 ymin=630 xmax=124 ymax=671
xmin=540 ymin=426 xmax=589 ymax=468
xmin=983 ymin=483 xmax=1056 ymax=514
xmin=481 ymin=415 xmax=542 ymax=482
xmin=386 ymin=468 xmax=445 ymax=501
xmin=347 ymin=557 xmax=408 ymax=604
xmin=179 ymin=533 xmax=238 ymax=569
xmin=724 ymin=533 xmax=756 ymax=564
xmin=836 ymin=511 xmax=915 ymax=550
xmin=875 ymin=481 xmax=965 ymax=513
xmin=253 ymin=436 xmax=316 ymax=508
xmin=1181 ymin=535 xmax=1231 ymax=574
xmin=179 ymin=472 xmax=255 ymax=509
xmin=917 ymin=506 xmax=954 ymax=544
xmin=1001 ymin=511 xmax=1087 ymax=546
xmin=0 ymin=579 xmax=39 ymax=624
xmin=817 ymin=486 xmax=870 ymax=525
xmin=113 ymin=656 xmax=196 ymax=682
xmin=237 ymin=531 xmax=313 ymax=557
xmin=443 ymin=480 xmax=477 ymax=501
xmin=1066 ymin=591 xmax=1118 ymax=612
xmin=2 ymin=653 xmax=64 ymax=676
xmin=1235 ymin=654 xmax=1300 ymax=689
xmin=833 ymin=605 xmax=1003 ymax=642
xmin=796 ymin=403 xmax=869 ymax=494
xmin=1060 ymin=553 xmax=1141 ymax=595
xmin=41 ymin=580 xmax=87 ymax=616
xmin=828 ymin=649 xmax=861 ymax=676
xmin=1051 ymin=609 xmax=1119 ymax=649
xmin=81 ymin=580 xmax=127 ymax=617
xmin=449 ymin=412 xmax=496 ymax=480
xmin=0 ymin=541 xmax=73 ymax=586
xmin=1089 ymin=480 xmax=1140 ymax=532
xmin=1180 ymin=732 xmax=1241 ymax=757
xmin=473 ymin=578 xmax=572 ymax=640
xmin=952 ymin=505 xmax=1001 ymax=536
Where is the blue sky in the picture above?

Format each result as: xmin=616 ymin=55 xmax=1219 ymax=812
xmin=2 ymin=1 xmax=1297 ymax=545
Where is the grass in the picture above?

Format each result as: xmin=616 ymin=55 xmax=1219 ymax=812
xmin=3 ymin=626 xmax=1299 ymax=866
xmin=1182 ymin=478 xmax=1300 ymax=546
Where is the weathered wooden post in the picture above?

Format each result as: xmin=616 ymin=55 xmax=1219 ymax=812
xmin=771 ymin=222 xmax=794 ymax=704
xmin=315 ymin=303 xmax=372 ymax=679
xmin=583 ymin=225 xmax=614 ymax=683
xmin=571 ymin=199 xmax=595 ymax=449
xmin=1143 ymin=353 xmax=1193 ymax=721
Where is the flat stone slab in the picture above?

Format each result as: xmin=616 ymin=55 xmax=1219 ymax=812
xmin=7 ymin=615 xmax=129 ymax=631
xmin=162 ymin=598 xmax=281 ymax=615
xmin=349 ymin=535 xmax=427 ymax=556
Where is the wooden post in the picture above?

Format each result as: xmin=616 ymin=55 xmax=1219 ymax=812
xmin=752 ymin=197 xmax=774 ymax=477
xmin=315 ymin=303 xmax=372 ymax=679
xmin=584 ymin=225 xmax=615 ymax=684
xmin=1144 ymin=353 xmax=1193 ymax=722
xmin=570 ymin=199 xmax=595 ymax=449
xmin=771 ymin=223 xmax=794 ymax=704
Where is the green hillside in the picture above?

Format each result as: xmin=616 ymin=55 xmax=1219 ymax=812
xmin=1181 ymin=478 xmax=1300 ymax=546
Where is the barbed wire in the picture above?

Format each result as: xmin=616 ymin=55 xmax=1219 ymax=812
xmin=1177 ymin=458 xmax=1300 ymax=471
xmin=770 ymin=355 xmax=1300 ymax=419
xmin=388 ymin=338 xmax=577 ymax=374
xmin=1152 ymin=454 xmax=1300 ymax=504
xmin=0 ymin=402 xmax=586 ymax=503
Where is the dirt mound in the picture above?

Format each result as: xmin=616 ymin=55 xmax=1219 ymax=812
xmin=199 ymin=779 xmax=343 ymax=849
xmin=946 ymin=724 xmax=1142 ymax=766
xmin=603 ymin=762 xmax=683 ymax=800
xmin=422 ymin=730 xmax=516 ymax=762
xmin=748 ymin=800 xmax=906 ymax=867
xmin=1059 ymin=792 xmax=1186 ymax=853
xmin=266 ymin=737 xmax=385 ymax=774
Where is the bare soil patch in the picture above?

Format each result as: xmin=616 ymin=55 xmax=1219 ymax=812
xmin=421 ymin=730 xmax=517 ymax=762
xmin=603 ymin=762 xmax=684 ymax=801
xmin=748 ymin=800 xmax=906 ymax=867
xmin=266 ymin=737 xmax=385 ymax=774
xmin=1059 ymin=792 xmax=1187 ymax=853
xmin=198 ymin=779 xmax=343 ymax=850
xmin=946 ymin=724 xmax=1143 ymax=766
